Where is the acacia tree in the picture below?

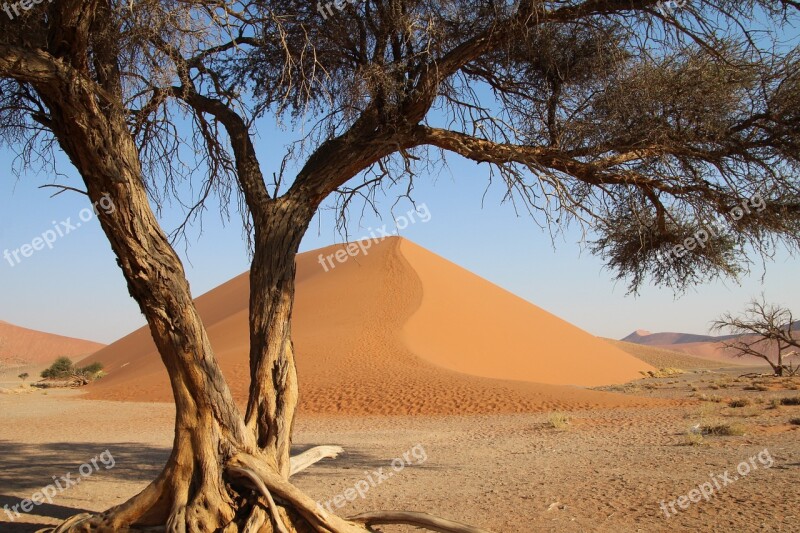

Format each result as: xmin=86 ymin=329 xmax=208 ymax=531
xmin=713 ymin=297 xmax=800 ymax=376
xmin=2 ymin=0 xmax=800 ymax=531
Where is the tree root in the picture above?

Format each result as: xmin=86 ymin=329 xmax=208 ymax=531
xmin=49 ymin=514 xmax=92 ymax=533
xmin=36 ymin=447 xmax=495 ymax=533
xmin=228 ymin=453 xmax=496 ymax=533
xmin=228 ymin=453 xmax=367 ymax=533
xmin=349 ymin=511 xmax=494 ymax=533
xmin=290 ymin=446 xmax=345 ymax=476
xmin=228 ymin=466 xmax=291 ymax=533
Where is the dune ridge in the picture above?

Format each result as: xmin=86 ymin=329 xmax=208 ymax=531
xmin=0 ymin=321 xmax=104 ymax=365
xmin=81 ymin=237 xmax=658 ymax=414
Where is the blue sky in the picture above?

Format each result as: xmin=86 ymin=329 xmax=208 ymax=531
xmin=1 ymin=131 xmax=797 ymax=345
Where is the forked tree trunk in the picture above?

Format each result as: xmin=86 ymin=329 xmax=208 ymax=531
xmin=31 ymin=60 xmax=490 ymax=533
xmin=32 ymin=85 xmax=370 ymax=533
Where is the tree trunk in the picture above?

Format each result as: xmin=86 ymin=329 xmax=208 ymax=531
xmin=245 ymin=197 xmax=313 ymax=479
xmin=29 ymin=60 xmax=488 ymax=533
xmin=32 ymin=85 xmax=367 ymax=533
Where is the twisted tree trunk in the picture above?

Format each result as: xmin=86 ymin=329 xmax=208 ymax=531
xmin=31 ymin=81 xmax=354 ymax=533
xmin=13 ymin=37 xmax=491 ymax=533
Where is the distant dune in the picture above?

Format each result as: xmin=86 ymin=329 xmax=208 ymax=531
xmin=81 ymin=237 xmax=657 ymax=414
xmin=0 ymin=321 xmax=104 ymax=366
xmin=621 ymin=323 xmax=800 ymax=364
xmin=621 ymin=329 xmax=732 ymax=346
xmin=606 ymin=339 xmax=729 ymax=370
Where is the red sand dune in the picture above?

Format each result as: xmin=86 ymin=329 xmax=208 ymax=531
xmin=649 ymin=339 xmax=773 ymax=364
xmin=621 ymin=329 xmax=726 ymax=346
xmin=623 ymin=329 xmax=772 ymax=365
xmin=0 ymin=320 xmax=104 ymax=365
xmin=82 ymin=237 xmax=657 ymax=414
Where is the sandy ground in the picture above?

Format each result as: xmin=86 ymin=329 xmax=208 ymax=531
xmin=2 ymin=367 xmax=799 ymax=533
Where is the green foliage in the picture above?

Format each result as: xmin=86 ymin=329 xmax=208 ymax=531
xmin=18 ymin=372 xmax=29 ymax=381
xmin=40 ymin=357 xmax=104 ymax=381
xmin=79 ymin=362 xmax=104 ymax=376
xmin=41 ymin=357 xmax=75 ymax=379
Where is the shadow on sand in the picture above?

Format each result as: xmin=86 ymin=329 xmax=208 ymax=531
xmin=0 ymin=440 xmax=170 ymax=530
xmin=0 ymin=440 xmax=436 ymax=529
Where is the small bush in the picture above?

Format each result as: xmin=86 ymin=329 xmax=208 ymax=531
xmin=728 ymin=398 xmax=751 ymax=408
xmin=700 ymin=423 xmax=746 ymax=436
xmin=40 ymin=357 xmax=104 ymax=384
xmin=698 ymin=394 xmax=722 ymax=403
xmin=17 ymin=372 xmax=29 ymax=382
xmin=767 ymin=399 xmax=781 ymax=410
xmin=41 ymin=357 xmax=75 ymax=379
xmin=789 ymin=418 xmax=800 ymax=426
xmin=547 ymin=412 xmax=570 ymax=430
xmin=78 ymin=361 xmax=104 ymax=378
xmin=780 ymin=397 xmax=800 ymax=406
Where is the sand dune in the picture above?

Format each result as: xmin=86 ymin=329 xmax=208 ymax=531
xmin=605 ymin=339 xmax=728 ymax=369
xmin=0 ymin=320 xmax=104 ymax=365
xmin=621 ymin=329 xmax=730 ymax=346
xmin=81 ymin=237 xmax=657 ymax=414
xmin=649 ymin=340 xmax=756 ymax=363
xmin=621 ymin=328 xmax=776 ymax=364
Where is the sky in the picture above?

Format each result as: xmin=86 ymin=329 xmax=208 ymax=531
xmin=1 ymin=126 xmax=797 ymax=345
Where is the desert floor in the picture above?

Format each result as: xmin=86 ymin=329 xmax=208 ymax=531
xmin=2 ymin=366 xmax=799 ymax=533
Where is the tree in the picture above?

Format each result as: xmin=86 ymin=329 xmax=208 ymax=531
xmin=18 ymin=372 xmax=29 ymax=382
xmin=78 ymin=361 xmax=105 ymax=377
xmin=41 ymin=357 xmax=75 ymax=380
xmin=2 ymin=1 xmax=800 ymax=531
xmin=713 ymin=297 xmax=800 ymax=376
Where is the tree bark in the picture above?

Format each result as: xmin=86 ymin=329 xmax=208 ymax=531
xmin=29 ymin=75 xmax=377 ymax=533
xmin=33 ymin=82 xmax=259 ymax=532
xmin=245 ymin=197 xmax=315 ymax=478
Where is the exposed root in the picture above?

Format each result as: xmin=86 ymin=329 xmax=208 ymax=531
xmin=37 ymin=447 xmax=493 ymax=533
xmin=240 ymin=506 xmax=268 ymax=533
xmin=228 ymin=466 xmax=291 ymax=533
xmin=350 ymin=511 xmax=495 ymax=533
xmin=290 ymin=445 xmax=345 ymax=476
xmin=228 ymin=453 xmax=367 ymax=533
xmin=34 ymin=514 xmax=92 ymax=533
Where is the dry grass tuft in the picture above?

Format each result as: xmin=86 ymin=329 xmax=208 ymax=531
xmin=547 ymin=412 xmax=571 ymax=430
xmin=700 ymin=423 xmax=746 ymax=436
xmin=641 ymin=368 xmax=686 ymax=378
